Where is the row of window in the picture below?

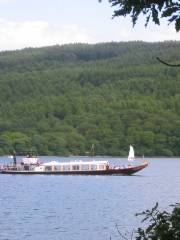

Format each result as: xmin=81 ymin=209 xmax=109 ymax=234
xmin=45 ymin=164 xmax=106 ymax=171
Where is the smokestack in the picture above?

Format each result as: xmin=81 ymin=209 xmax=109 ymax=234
xmin=13 ymin=150 xmax=16 ymax=166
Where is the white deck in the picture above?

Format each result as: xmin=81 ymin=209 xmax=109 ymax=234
xmin=42 ymin=160 xmax=109 ymax=166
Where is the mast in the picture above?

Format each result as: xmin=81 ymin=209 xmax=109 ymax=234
xmin=12 ymin=150 xmax=17 ymax=167
xmin=91 ymin=144 xmax=95 ymax=157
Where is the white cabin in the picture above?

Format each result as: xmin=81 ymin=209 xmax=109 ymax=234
xmin=22 ymin=156 xmax=39 ymax=165
xmin=34 ymin=160 xmax=109 ymax=172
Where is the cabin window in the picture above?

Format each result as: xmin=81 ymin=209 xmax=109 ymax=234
xmin=99 ymin=165 xmax=105 ymax=170
xmin=24 ymin=165 xmax=29 ymax=171
xmin=63 ymin=165 xmax=70 ymax=171
xmin=72 ymin=165 xmax=79 ymax=171
xmin=90 ymin=165 xmax=97 ymax=170
xmin=45 ymin=166 xmax=52 ymax=171
xmin=54 ymin=166 xmax=61 ymax=171
xmin=82 ymin=165 xmax=89 ymax=171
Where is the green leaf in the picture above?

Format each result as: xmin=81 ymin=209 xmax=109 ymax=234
xmin=175 ymin=18 xmax=180 ymax=32
xmin=162 ymin=7 xmax=179 ymax=17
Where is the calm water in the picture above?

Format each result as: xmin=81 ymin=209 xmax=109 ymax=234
xmin=0 ymin=157 xmax=180 ymax=240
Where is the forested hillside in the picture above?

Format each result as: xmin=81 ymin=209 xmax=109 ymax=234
xmin=0 ymin=41 xmax=180 ymax=156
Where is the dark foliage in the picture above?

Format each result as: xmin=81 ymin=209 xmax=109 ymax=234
xmin=136 ymin=203 xmax=180 ymax=240
xmin=99 ymin=0 xmax=180 ymax=31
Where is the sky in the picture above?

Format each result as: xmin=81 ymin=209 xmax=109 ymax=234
xmin=0 ymin=0 xmax=179 ymax=51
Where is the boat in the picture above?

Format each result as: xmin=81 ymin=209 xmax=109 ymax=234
xmin=0 ymin=146 xmax=148 ymax=175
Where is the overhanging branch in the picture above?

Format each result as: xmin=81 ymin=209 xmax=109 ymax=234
xmin=156 ymin=57 xmax=180 ymax=67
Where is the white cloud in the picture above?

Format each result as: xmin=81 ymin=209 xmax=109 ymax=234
xmin=120 ymin=24 xmax=180 ymax=42
xmin=95 ymin=16 xmax=180 ymax=43
xmin=0 ymin=0 xmax=15 ymax=4
xmin=0 ymin=19 xmax=94 ymax=51
xmin=0 ymin=17 xmax=179 ymax=51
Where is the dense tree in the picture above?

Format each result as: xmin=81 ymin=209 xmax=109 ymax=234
xmin=0 ymin=42 xmax=180 ymax=155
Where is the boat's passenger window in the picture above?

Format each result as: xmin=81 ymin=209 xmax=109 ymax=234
xmin=90 ymin=165 xmax=97 ymax=170
xmin=24 ymin=165 xmax=29 ymax=171
xmin=55 ymin=166 xmax=61 ymax=171
xmin=82 ymin=165 xmax=89 ymax=171
xmin=63 ymin=165 xmax=70 ymax=171
xmin=72 ymin=165 xmax=79 ymax=171
xmin=45 ymin=166 xmax=52 ymax=171
xmin=99 ymin=165 xmax=105 ymax=170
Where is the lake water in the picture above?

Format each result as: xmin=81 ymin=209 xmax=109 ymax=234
xmin=0 ymin=157 xmax=180 ymax=240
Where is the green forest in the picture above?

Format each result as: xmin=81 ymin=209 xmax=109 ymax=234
xmin=0 ymin=41 xmax=180 ymax=156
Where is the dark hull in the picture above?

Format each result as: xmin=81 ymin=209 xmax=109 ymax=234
xmin=0 ymin=163 xmax=148 ymax=175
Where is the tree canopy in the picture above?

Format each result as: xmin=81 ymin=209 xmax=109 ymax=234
xmin=135 ymin=203 xmax=180 ymax=240
xmin=99 ymin=0 xmax=180 ymax=31
xmin=0 ymin=42 xmax=180 ymax=156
